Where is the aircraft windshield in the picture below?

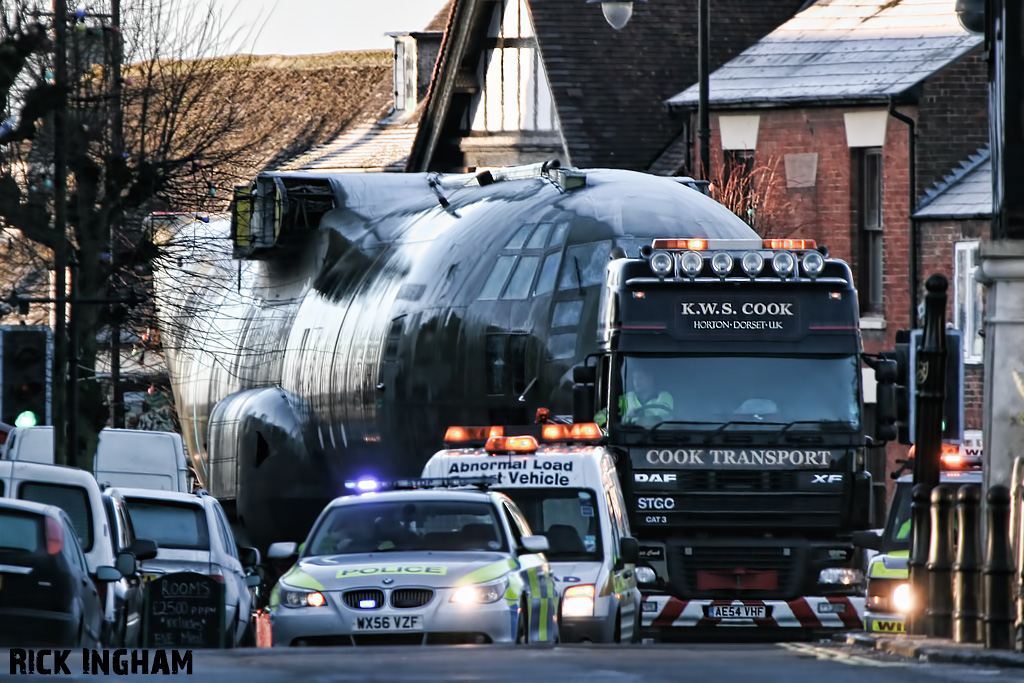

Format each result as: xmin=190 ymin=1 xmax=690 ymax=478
xmin=609 ymin=354 xmax=861 ymax=433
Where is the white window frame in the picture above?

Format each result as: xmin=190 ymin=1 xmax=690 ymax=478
xmin=954 ymin=240 xmax=984 ymax=364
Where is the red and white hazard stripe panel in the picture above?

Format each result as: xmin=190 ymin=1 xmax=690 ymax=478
xmin=641 ymin=596 xmax=865 ymax=629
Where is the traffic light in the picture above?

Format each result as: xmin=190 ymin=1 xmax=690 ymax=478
xmin=1 ymin=326 xmax=51 ymax=427
xmin=884 ymin=328 xmax=965 ymax=445
xmin=880 ymin=330 xmax=913 ymax=444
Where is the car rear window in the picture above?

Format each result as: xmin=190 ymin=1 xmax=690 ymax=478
xmin=19 ymin=483 xmax=93 ymax=552
xmin=0 ymin=510 xmax=43 ymax=553
xmin=125 ymin=498 xmax=210 ymax=550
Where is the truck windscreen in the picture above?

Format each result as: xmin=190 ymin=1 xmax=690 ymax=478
xmin=609 ymin=354 xmax=861 ymax=433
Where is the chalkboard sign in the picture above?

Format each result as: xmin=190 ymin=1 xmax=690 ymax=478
xmin=142 ymin=572 xmax=226 ymax=648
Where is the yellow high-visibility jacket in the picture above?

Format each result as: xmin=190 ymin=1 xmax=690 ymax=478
xmin=595 ymin=391 xmax=674 ymax=426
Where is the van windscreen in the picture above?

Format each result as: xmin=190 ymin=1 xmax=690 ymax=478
xmin=19 ymin=482 xmax=93 ymax=552
xmin=125 ymin=499 xmax=209 ymax=550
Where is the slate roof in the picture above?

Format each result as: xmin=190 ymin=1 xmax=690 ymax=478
xmin=914 ymin=148 xmax=991 ymax=220
xmin=667 ymin=0 xmax=984 ymax=109
xmin=410 ymin=0 xmax=807 ymax=172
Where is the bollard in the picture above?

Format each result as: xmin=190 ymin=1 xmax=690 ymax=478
xmin=953 ymin=484 xmax=982 ymax=643
xmin=927 ymin=484 xmax=955 ymax=638
xmin=983 ymin=484 xmax=1015 ymax=649
xmin=907 ymin=483 xmax=933 ymax=635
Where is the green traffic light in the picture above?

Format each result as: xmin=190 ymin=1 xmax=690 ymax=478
xmin=14 ymin=410 xmax=38 ymax=427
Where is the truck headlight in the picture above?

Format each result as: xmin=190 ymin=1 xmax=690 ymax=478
xmin=451 ymin=577 xmax=508 ymax=605
xmin=649 ymin=251 xmax=674 ymax=277
xmin=740 ymin=251 xmax=764 ymax=277
xmin=892 ymin=583 xmax=912 ymax=613
xmin=710 ymin=252 xmax=733 ymax=278
xmin=772 ymin=250 xmax=796 ymax=278
xmin=818 ymin=568 xmax=863 ymax=586
xmin=562 ymin=584 xmax=596 ymax=618
xmin=280 ymin=587 xmax=328 ymax=608
xmin=678 ymin=251 xmax=703 ymax=278
xmin=801 ymin=251 xmax=825 ymax=278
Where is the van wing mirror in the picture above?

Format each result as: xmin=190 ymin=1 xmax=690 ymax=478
xmin=131 ymin=538 xmax=158 ymax=561
xmin=115 ymin=551 xmax=137 ymax=577
xmin=239 ymin=546 xmax=261 ymax=568
xmin=268 ymin=541 xmax=298 ymax=560
xmin=619 ymin=537 xmax=640 ymax=565
xmin=851 ymin=529 xmax=883 ymax=551
xmin=96 ymin=566 xmax=121 ymax=582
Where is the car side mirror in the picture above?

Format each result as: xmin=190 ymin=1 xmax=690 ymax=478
xmin=852 ymin=529 xmax=883 ymax=551
xmin=131 ymin=538 xmax=159 ymax=561
xmin=245 ymin=574 xmax=262 ymax=588
xmin=619 ymin=537 xmax=640 ymax=565
xmin=239 ymin=546 xmax=261 ymax=568
xmin=115 ymin=551 xmax=137 ymax=577
xmin=96 ymin=566 xmax=121 ymax=582
xmin=520 ymin=535 xmax=549 ymax=554
xmin=268 ymin=541 xmax=298 ymax=560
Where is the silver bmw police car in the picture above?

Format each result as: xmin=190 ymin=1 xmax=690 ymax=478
xmin=266 ymin=484 xmax=560 ymax=646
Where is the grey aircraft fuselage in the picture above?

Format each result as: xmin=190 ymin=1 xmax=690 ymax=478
xmin=154 ymin=167 xmax=759 ymax=550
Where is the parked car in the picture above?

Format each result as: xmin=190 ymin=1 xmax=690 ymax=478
xmin=118 ymin=488 xmax=261 ymax=647
xmin=0 ymin=498 xmax=120 ymax=647
xmin=0 ymin=460 xmax=154 ymax=647
xmin=100 ymin=487 xmax=159 ymax=646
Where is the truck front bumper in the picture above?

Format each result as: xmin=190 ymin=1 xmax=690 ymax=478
xmin=641 ymin=595 xmax=865 ymax=630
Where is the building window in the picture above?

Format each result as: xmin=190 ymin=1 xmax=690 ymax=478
xmin=856 ymin=148 xmax=884 ymax=315
xmin=954 ymin=241 xmax=984 ymax=363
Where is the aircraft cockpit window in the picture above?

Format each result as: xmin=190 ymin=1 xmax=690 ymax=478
xmin=526 ymin=222 xmax=554 ymax=249
xmin=502 ymin=255 xmax=541 ymax=300
xmin=479 ymin=255 xmax=517 ymax=300
xmin=558 ymin=241 xmax=612 ymax=291
xmin=533 ymin=253 xmax=561 ymax=296
xmin=505 ymin=224 xmax=535 ymax=250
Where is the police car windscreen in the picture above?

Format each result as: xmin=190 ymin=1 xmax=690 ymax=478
xmin=613 ymin=355 xmax=861 ymax=432
xmin=501 ymin=489 xmax=602 ymax=562
xmin=306 ymin=501 xmax=507 ymax=556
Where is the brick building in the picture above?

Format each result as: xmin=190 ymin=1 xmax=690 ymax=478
xmin=664 ymin=0 xmax=988 ymax=506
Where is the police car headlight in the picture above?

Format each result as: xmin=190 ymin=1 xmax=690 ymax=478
xmin=892 ymin=583 xmax=912 ymax=613
xmin=740 ymin=251 xmax=764 ymax=277
xmin=710 ymin=252 xmax=733 ymax=278
xmin=772 ymin=250 xmax=796 ymax=278
xmin=801 ymin=250 xmax=825 ymax=278
xmin=818 ymin=568 xmax=863 ymax=586
xmin=562 ymin=584 xmax=596 ymax=618
xmin=649 ymin=251 xmax=674 ymax=277
xmin=678 ymin=251 xmax=703 ymax=278
xmin=280 ymin=587 xmax=328 ymax=608
xmin=450 ymin=576 xmax=508 ymax=605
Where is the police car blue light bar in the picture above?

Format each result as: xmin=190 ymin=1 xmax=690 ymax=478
xmin=345 ymin=476 xmax=499 ymax=492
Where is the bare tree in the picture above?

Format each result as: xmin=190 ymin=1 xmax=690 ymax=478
xmin=709 ymin=155 xmax=806 ymax=240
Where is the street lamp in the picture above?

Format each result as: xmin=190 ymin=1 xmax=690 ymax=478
xmin=589 ymin=0 xmax=711 ymax=180
xmin=587 ymin=0 xmax=645 ymax=31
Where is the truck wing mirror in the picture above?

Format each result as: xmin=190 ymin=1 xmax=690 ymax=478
xmin=238 ymin=546 xmax=261 ymax=568
xmin=851 ymin=529 xmax=882 ymax=551
xmin=573 ymin=365 xmax=596 ymax=384
xmin=130 ymin=538 xmax=158 ymax=561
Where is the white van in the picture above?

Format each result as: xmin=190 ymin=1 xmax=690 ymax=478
xmin=0 ymin=460 xmax=145 ymax=646
xmin=421 ymin=422 xmax=642 ymax=644
xmin=93 ymin=429 xmax=191 ymax=493
xmin=2 ymin=426 xmax=56 ymax=463
xmin=3 ymin=426 xmax=192 ymax=493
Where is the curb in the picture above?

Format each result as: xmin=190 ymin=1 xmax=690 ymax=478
xmin=835 ymin=632 xmax=1024 ymax=668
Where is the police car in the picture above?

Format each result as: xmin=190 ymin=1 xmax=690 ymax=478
xmin=422 ymin=418 xmax=642 ymax=643
xmin=265 ymin=481 xmax=559 ymax=646
xmin=857 ymin=444 xmax=982 ymax=634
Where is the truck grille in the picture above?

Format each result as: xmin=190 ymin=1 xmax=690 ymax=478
xmin=675 ymin=471 xmax=798 ymax=491
xmin=391 ymin=589 xmax=433 ymax=608
xmin=667 ymin=542 xmax=806 ymax=600
xmin=343 ymin=589 xmax=385 ymax=609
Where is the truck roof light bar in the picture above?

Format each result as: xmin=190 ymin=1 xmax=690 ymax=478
xmin=764 ymin=238 xmax=817 ymax=250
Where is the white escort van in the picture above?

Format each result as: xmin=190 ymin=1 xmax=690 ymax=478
xmin=3 ymin=427 xmax=192 ymax=493
xmin=421 ymin=420 xmax=642 ymax=643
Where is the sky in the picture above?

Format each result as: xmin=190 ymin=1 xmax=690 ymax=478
xmin=194 ymin=0 xmax=450 ymax=56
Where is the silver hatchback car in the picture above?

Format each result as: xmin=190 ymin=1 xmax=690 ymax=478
xmin=118 ymin=488 xmax=261 ymax=647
